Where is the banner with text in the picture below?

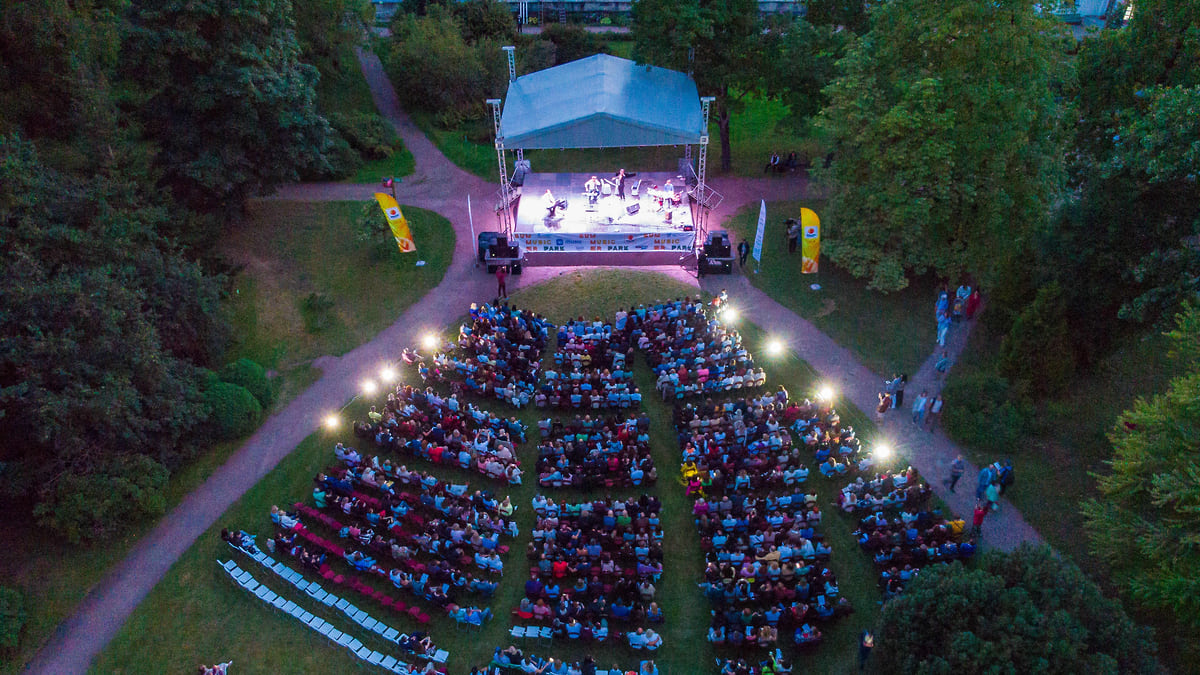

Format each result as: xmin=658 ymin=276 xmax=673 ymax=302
xmin=512 ymin=231 xmax=696 ymax=253
xmin=752 ymin=200 xmax=766 ymax=264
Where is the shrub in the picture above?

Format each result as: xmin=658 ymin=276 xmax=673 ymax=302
xmin=541 ymin=23 xmax=607 ymax=64
xmin=218 ymin=358 xmax=274 ymax=408
xmin=0 ymin=586 xmax=25 ymax=649
xmin=313 ymin=132 xmax=363 ymax=180
xmin=326 ymin=112 xmax=401 ymax=160
xmin=999 ymin=281 xmax=1075 ymax=396
xmin=942 ymin=372 xmax=1031 ymax=455
xmin=33 ymin=454 xmax=170 ymax=543
xmin=202 ymin=380 xmax=263 ymax=440
xmin=301 ymin=292 xmax=337 ymax=333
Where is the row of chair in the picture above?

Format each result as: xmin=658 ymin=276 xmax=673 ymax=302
xmin=219 ymin=558 xmax=421 ymax=673
xmin=227 ymin=544 xmax=446 ymax=664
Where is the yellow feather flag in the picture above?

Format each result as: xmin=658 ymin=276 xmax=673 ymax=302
xmin=374 ymin=192 xmax=417 ymax=253
xmin=800 ymin=207 xmax=820 ymax=274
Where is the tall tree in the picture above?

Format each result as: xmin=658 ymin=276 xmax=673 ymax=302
xmin=124 ymin=0 xmax=333 ymax=212
xmin=632 ymin=0 xmax=762 ymax=171
xmin=874 ymin=545 xmax=1158 ymax=674
xmin=1083 ymin=303 xmax=1200 ymax=629
xmin=816 ymin=0 xmax=1070 ymax=291
xmin=805 ymin=0 xmax=867 ymax=33
xmin=762 ymin=17 xmax=852 ymax=125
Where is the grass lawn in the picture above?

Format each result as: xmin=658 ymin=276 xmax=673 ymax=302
xmin=223 ymin=200 xmax=454 ymax=373
xmin=315 ymin=49 xmax=416 ymax=183
xmin=721 ymin=200 xmax=938 ymax=377
xmin=93 ymin=270 xmax=899 ymax=674
xmin=410 ymin=93 xmax=821 ymax=181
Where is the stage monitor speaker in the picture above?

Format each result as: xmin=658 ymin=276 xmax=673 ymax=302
xmin=496 ymin=235 xmax=508 ymax=250
xmin=626 ymin=204 xmax=640 ymax=215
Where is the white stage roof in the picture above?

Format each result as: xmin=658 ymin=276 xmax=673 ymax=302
xmin=498 ymin=54 xmax=705 ymax=149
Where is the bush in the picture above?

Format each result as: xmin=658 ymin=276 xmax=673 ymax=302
xmin=202 ymin=380 xmax=263 ymax=440
xmin=999 ymin=281 xmax=1075 ymax=397
xmin=383 ymin=10 xmax=506 ymax=114
xmin=33 ymin=455 xmax=170 ymax=543
xmin=301 ymin=292 xmax=337 ymax=333
xmin=541 ymin=23 xmax=607 ymax=64
xmin=326 ymin=112 xmax=401 ymax=160
xmin=312 ymin=132 xmax=363 ymax=180
xmin=0 ymin=586 xmax=25 ymax=649
xmin=355 ymin=201 xmax=397 ymax=260
xmin=942 ymin=372 xmax=1031 ymax=455
xmin=218 ymin=357 xmax=274 ymax=408
xmin=874 ymin=545 xmax=1158 ymax=675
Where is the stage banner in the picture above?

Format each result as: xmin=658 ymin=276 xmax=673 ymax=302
xmin=373 ymin=192 xmax=417 ymax=253
xmin=752 ymin=200 xmax=766 ymax=264
xmin=512 ymin=231 xmax=695 ymax=253
xmin=800 ymin=207 xmax=820 ymax=274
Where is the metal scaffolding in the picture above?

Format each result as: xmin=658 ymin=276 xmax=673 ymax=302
xmin=487 ymin=98 xmax=514 ymax=237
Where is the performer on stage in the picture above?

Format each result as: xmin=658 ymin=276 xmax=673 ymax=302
xmin=584 ymin=176 xmax=601 ymax=204
xmin=614 ymin=168 xmax=626 ymax=201
xmin=543 ymin=189 xmax=560 ymax=218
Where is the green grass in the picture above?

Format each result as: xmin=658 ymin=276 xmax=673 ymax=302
xmin=223 ymin=200 xmax=454 ymax=372
xmin=92 ymin=270 xmax=897 ymax=674
xmin=315 ymin=48 xmax=416 ymax=183
xmin=411 ymin=92 xmax=821 ymax=180
xmin=722 ymin=200 xmax=939 ymax=377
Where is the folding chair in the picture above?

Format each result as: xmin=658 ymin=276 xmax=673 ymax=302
xmin=272 ymin=595 xmax=288 ymax=610
xmin=371 ymin=621 xmax=388 ymax=637
xmin=256 ymin=587 xmax=276 ymax=603
xmin=383 ymin=627 xmax=400 ymax=642
xmin=335 ymin=632 xmax=354 ymax=648
xmin=352 ymin=609 xmax=369 ymax=624
xmin=361 ymin=617 xmax=379 ymax=632
xmin=509 ymin=626 xmax=526 ymax=639
xmin=537 ymin=626 xmax=553 ymax=644
xmin=327 ymin=628 xmax=343 ymax=642
xmin=299 ymin=611 xmax=315 ymax=624
xmin=380 ymin=655 xmax=398 ymax=670
xmin=356 ymin=645 xmax=373 ymax=661
xmin=234 ymin=570 xmax=254 ymax=585
xmin=431 ymin=650 xmax=449 ymax=664
xmin=335 ymin=598 xmax=351 ymax=612
xmin=220 ymin=559 xmax=238 ymax=573
xmin=367 ymin=651 xmax=385 ymax=666
xmin=240 ymin=578 xmax=260 ymax=593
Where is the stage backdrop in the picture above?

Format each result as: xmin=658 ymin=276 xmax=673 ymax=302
xmin=513 ymin=231 xmax=695 ymax=253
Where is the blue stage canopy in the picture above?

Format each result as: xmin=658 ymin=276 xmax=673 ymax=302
xmin=498 ymin=54 xmax=705 ymax=150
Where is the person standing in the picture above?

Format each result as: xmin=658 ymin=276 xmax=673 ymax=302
xmin=738 ymin=239 xmax=750 ymax=267
xmin=911 ymin=390 xmax=928 ymax=426
xmin=999 ymin=459 xmax=1014 ymax=495
xmin=972 ymin=500 xmax=988 ymax=538
xmin=894 ymin=374 xmax=907 ymax=409
xmin=927 ymin=394 xmax=943 ymax=432
xmin=786 ymin=221 xmax=799 ymax=254
xmin=965 ymin=286 xmax=982 ymax=320
xmin=948 ymin=455 xmax=965 ymax=493
xmin=496 ymin=265 xmax=508 ymax=299
xmin=858 ymin=631 xmax=874 ymax=672
xmin=614 ymin=168 xmax=626 ymax=201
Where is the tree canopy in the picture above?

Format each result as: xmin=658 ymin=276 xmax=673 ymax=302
xmin=1083 ymin=304 xmax=1200 ymax=628
xmin=817 ymin=0 xmax=1071 ymax=291
xmin=874 ymin=545 xmax=1158 ymax=675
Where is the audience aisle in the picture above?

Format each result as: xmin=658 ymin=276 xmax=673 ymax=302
xmin=27 ymin=47 xmax=1040 ymax=675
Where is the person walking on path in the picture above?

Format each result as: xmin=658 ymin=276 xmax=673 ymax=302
xmin=496 ymin=265 xmax=508 ymax=299
xmin=911 ymin=390 xmax=928 ymax=426
xmin=738 ymin=239 xmax=750 ymax=267
xmin=876 ymin=391 xmax=892 ymax=417
xmin=985 ymin=479 xmax=1001 ymax=512
xmin=976 ymin=464 xmax=994 ymax=500
xmin=965 ymin=287 xmax=982 ymax=320
xmin=893 ymin=374 xmax=906 ymax=409
xmin=947 ymin=455 xmax=965 ymax=493
xmin=934 ymin=351 xmax=952 ymax=379
xmin=926 ymin=394 xmax=943 ymax=432
xmin=999 ymin=459 xmax=1014 ymax=495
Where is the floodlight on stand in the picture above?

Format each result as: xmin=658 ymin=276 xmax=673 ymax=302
xmin=422 ymin=333 xmax=439 ymax=351
xmin=818 ymin=386 xmax=834 ymax=402
xmin=766 ymin=338 xmax=784 ymax=357
xmin=324 ymin=414 xmax=339 ymax=430
xmin=875 ymin=443 xmax=893 ymax=461
xmin=361 ymin=379 xmax=377 ymax=396
xmin=380 ymin=366 xmax=397 ymax=383
xmin=721 ymin=306 xmax=738 ymax=323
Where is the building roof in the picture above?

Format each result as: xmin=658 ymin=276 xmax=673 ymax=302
xmin=498 ymin=54 xmax=705 ymax=149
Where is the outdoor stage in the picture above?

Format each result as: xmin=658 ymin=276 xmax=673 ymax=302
xmin=511 ymin=171 xmax=697 ymax=266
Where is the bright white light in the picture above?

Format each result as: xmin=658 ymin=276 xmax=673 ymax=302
xmin=875 ymin=443 xmax=893 ymax=461
xmin=361 ymin=380 xmax=377 ymax=395
xmin=380 ymin=366 xmax=397 ymax=383
xmin=324 ymin=414 xmax=339 ymax=430
xmin=721 ymin=307 xmax=738 ymax=323
xmin=766 ymin=339 xmax=784 ymax=356
xmin=422 ymin=333 xmax=438 ymax=351
xmin=818 ymin=386 xmax=834 ymax=401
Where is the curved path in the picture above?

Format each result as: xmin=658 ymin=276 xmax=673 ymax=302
xmin=26 ymin=47 xmax=1040 ymax=675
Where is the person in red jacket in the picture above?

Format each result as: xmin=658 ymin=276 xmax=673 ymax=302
xmin=496 ymin=265 xmax=508 ymax=299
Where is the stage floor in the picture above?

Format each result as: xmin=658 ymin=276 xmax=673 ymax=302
xmin=514 ymin=171 xmax=694 ymax=234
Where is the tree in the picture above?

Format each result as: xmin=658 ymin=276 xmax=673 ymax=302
xmin=219 ymin=358 xmax=275 ymax=408
xmin=0 ymin=587 xmax=25 ymax=650
xmin=540 ymin=23 xmax=608 ymax=65
xmin=874 ymin=545 xmax=1158 ymax=675
xmin=632 ymin=0 xmax=763 ymax=171
xmin=1083 ymin=303 xmax=1200 ymax=628
xmin=383 ymin=7 xmax=507 ymax=114
xmin=124 ymin=0 xmax=333 ymax=212
xmin=816 ymin=0 xmax=1070 ymax=291
xmin=452 ymin=0 xmax=517 ymax=44
xmin=293 ymin=0 xmax=372 ymax=70
xmin=998 ymin=282 xmax=1074 ymax=396
xmin=762 ymin=17 xmax=852 ymax=127
xmin=33 ymin=454 xmax=170 ymax=544
xmin=804 ymin=0 xmax=867 ymax=33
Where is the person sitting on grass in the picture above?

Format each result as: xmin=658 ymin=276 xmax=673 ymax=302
xmin=270 ymin=505 xmax=301 ymax=530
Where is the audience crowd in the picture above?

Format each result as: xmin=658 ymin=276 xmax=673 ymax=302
xmin=536 ymin=318 xmax=643 ymax=410
xmin=534 ymin=414 xmax=656 ymax=489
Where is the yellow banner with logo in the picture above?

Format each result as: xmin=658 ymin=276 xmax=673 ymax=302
xmin=800 ymin=207 xmax=820 ymax=274
xmin=374 ymin=193 xmax=416 ymax=253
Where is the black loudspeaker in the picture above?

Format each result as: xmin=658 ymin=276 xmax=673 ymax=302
xmin=627 ymin=204 xmax=640 ymax=215
xmin=496 ymin=236 xmax=508 ymax=250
